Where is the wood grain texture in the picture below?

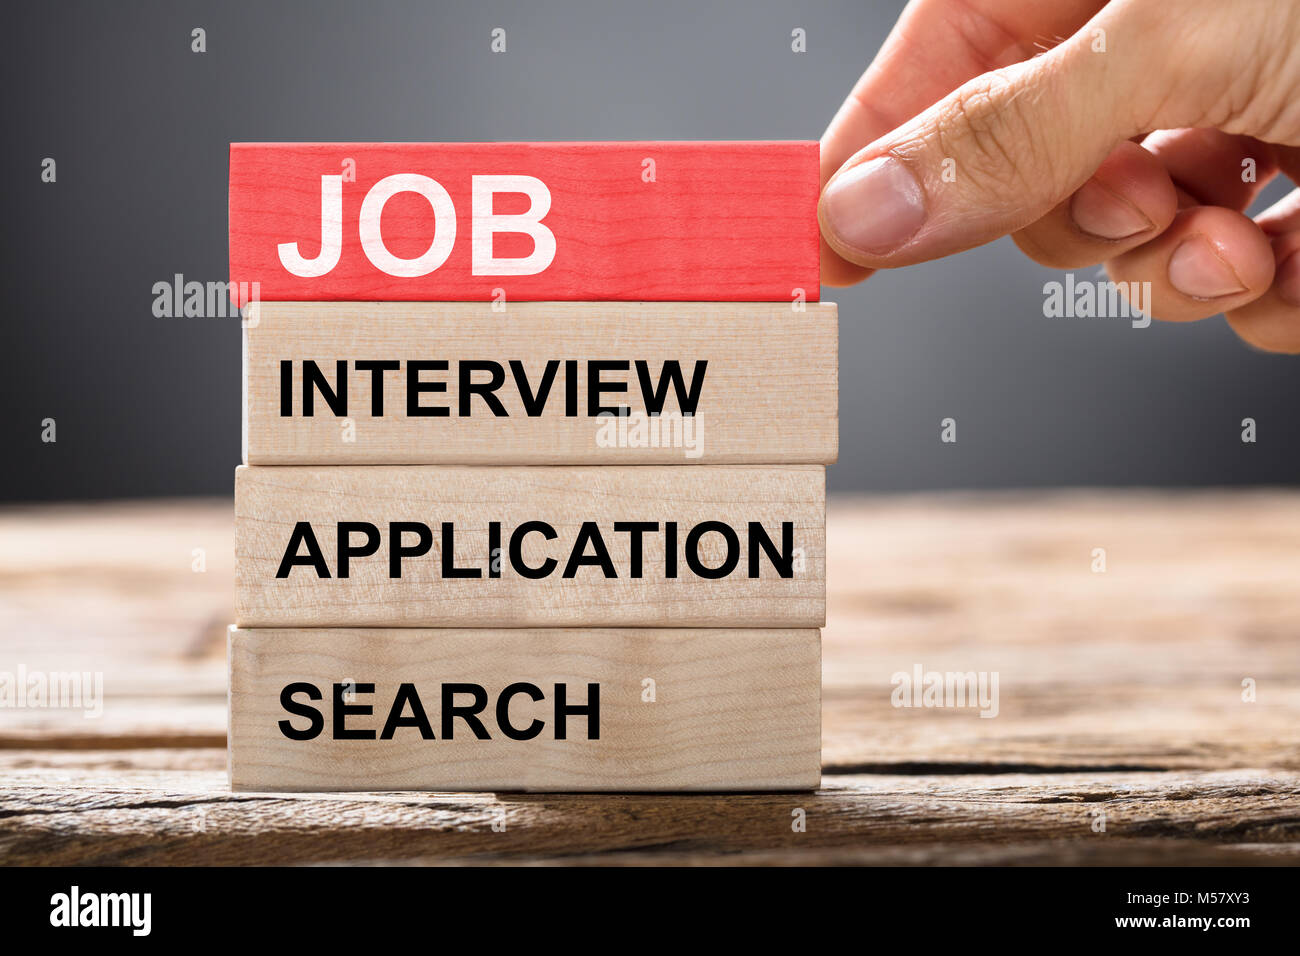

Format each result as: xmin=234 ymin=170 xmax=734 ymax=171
xmin=227 ymin=627 xmax=821 ymax=793
xmin=228 ymin=142 xmax=819 ymax=303
xmin=5 ymin=494 xmax=1297 ymax=771
xmin=818 ymin=491 xmax=1300 ymax=774
xmin=233 ymin=465 xmax=826 ymax=628
xmin=242 ymin=301 xmax=838 ymax=465
xmin=3 ymin=758 xmax=1296 ymax=865
xmin=5 ymin=493 xmax=1300 ymax=864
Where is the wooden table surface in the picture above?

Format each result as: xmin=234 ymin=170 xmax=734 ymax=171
xmin=2 ymin=492 xmax=1298 ymax=866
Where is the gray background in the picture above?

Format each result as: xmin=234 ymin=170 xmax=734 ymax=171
xmin=4 ymin=0 xmax=1296 ymax=501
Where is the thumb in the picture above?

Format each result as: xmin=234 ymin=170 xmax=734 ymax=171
xmin=818 ymin=15 xmax=1150 ymax=269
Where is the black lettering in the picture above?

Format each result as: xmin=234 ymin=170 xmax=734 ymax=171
xmin=276 ymin=521 xmax=331 ymax=578
xmin=510 ymin=359 xmax=559 ymax=416
xmin=278 ymin=682 xmax=324 ymax=740
xmin=407 ymin=360 xmax=449 ymax=417
xmin=510 ymin=521 xmax=558 ymax=578
xmin=488 ymin=520 xmax=501 ymax=579
xmin=685 ymin=521 xmax=740 ymax=579
xmin=337 ymin=521 xmax=381 ymax=578
xmin=459 ymin=360 xmax=508 ymax=416
xmin=333 ymin=682 xmax=375 ymax=740
xmin=563 ymin=521 xmax=617 ymax=578
xmin=637 ymin=359 xmax=707 ymax=415
xmin=554 ymin=683 xmax=600 ymax=740
xmin=279 ymin=360 xmax=293 ymax=416
xmin=355 ymin=360 xmax=400 ymax=416
xmin=441 ymin=522 xmax=481 ymax=578
xmin=389 ymin=521 xmax=433 ymax=578
xmin=614 ymin=521 xmax=658 ymax=578
xmin=441 ymin=683 xmax=491 ymax=739
xmin=748 ymin=521 xmax=794 ymax=578
xmin=588 ymin=360 xmax=629 ymax=416
xmin=565 ymin=359 xmax=578 ymax=416
xmin=496 ymin=682 xmax=545 ymax=740
xmin=381 ymin=683 xmax=435 ymax=739
xmin=302 ymin=360 xmax=348 ymax=416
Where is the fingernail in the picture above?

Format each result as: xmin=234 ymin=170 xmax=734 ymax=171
xmin=1069 ymin=180 xmax=1153 ymax=240
xmin=1276 ymin=251 xmax=1300 ymax=306
xmin=1168 ymin=236 xmax=1247 ymax=299
xmin=819 ymin=156 xmax=926 ymax=256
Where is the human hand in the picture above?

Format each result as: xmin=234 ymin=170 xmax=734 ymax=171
xmin=818 ymin=0 xmax=1300 ymax=351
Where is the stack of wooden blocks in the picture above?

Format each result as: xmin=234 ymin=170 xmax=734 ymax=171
xmin=227 ymin=142 xmax=837 ymax=791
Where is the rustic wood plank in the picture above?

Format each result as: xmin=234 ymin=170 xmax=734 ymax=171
xmin=243 ymin=301 xmax=838 ymax=465
xmin=228 ymin=142 xmax=819 ymax=303
xmin=0 ymin=501 xmax=232 ymax=747
xmin=229 ymin=627 xmax=821 ymax=792
xmin=422 ymin=843 xmax=1300 ymax=866
xmin=3 ymin=493 xmax=1299 ymax=775
xmin=234 ymin=465 xmax=826 ymax=628
xmin=5 ymin=491 xmax=1299 ymax=862
xmin=819 ymin=490 xmax=1300 ymax=772
xmin=2 ymin=762 xmax=1296 ymax=865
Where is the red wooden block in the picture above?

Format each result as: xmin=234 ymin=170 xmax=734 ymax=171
xmin=228 ymin=142 xmax=819 ymax=304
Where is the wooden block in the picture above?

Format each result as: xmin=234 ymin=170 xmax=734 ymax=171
xmin=228 ymin=626 xmax=821 ymax=792
xmin=234 ymin=465 xmax=825 ymax=628
xmin=228 ymin=142 xmax=819 ymax=303
xmin=242 ymin=301 xmax=838 ymax=465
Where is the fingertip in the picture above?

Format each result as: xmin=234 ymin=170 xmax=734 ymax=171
xmin=1224 ymin=262 xmax=1300 ymax=354
xmin=819 ymin=234 xmax=874 ymax=286
xmin=1109 ymin=206 xmax=1276 ymax=322
xmin=1165 ymin=211 xmax=1276 ymax=304
xmin=1013 ymin=141 xmax=1177 ymax=269
xmin=817 ymin=155 xmax=928 ymax=267
xmin=1225 ymin=313 xmax=1300 ymax=354
xmin=1072 ymin=141 xmax=1178 ymax=240
xmin=1068 ymin=179 xmax=1155 ymax=241
xmin=1277 ymin=249 xmax=1300 ymax=307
